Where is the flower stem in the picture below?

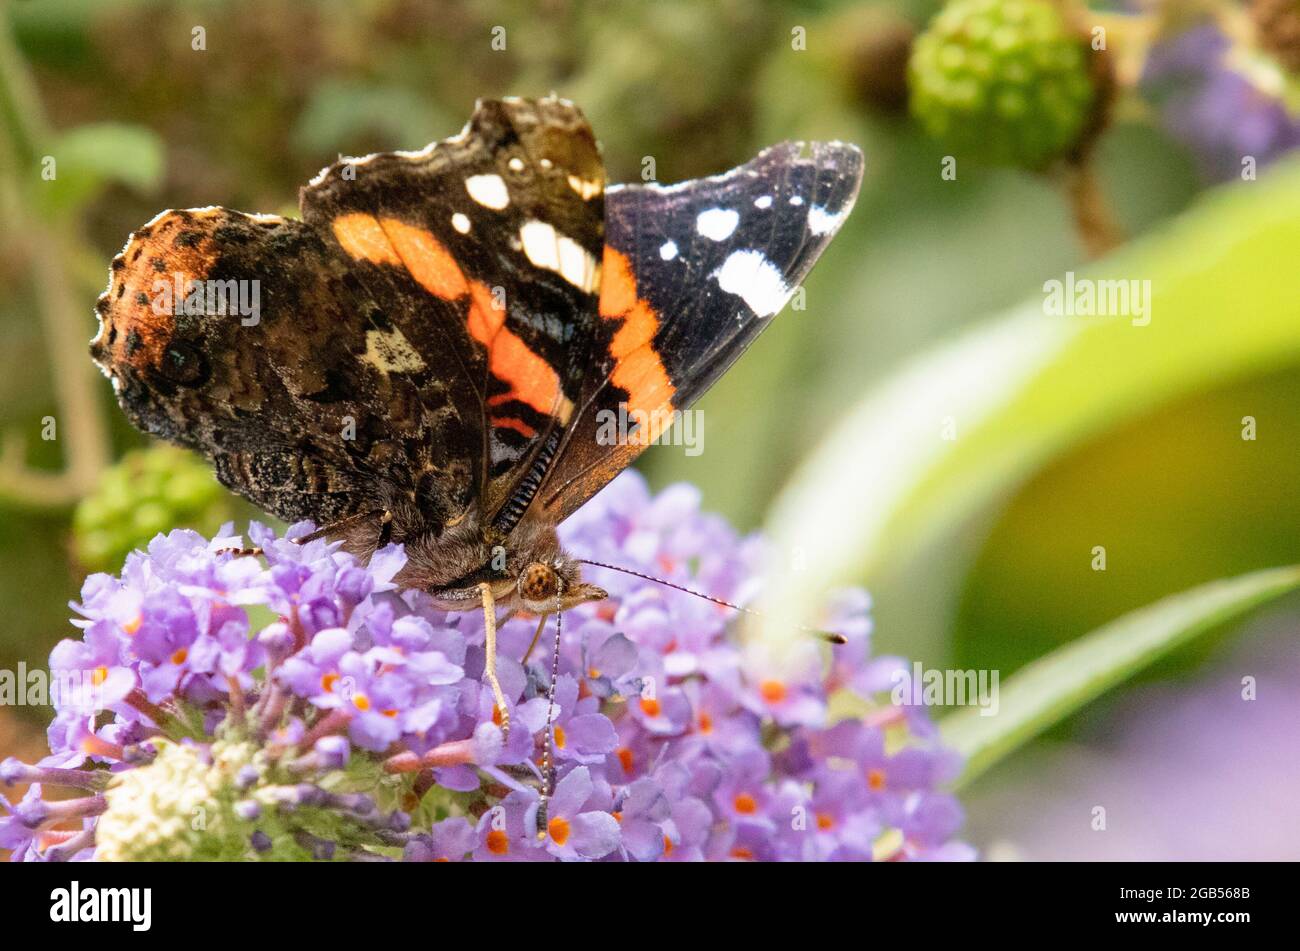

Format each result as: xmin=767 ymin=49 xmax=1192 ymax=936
xmin=0 ymin=5 xmax=113 ymax=509
xmin=1062 ymin=159 xmax=1123 ymax=258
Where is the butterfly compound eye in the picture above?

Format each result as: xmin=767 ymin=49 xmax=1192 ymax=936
xmin=520 ymin=562 xmax=559 ymax=602
xmin=158 ymin=341 xmax=209 ymax=386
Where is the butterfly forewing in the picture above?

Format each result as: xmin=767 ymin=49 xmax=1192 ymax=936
xmin=532 ymin=140 xmax=864 ymax=523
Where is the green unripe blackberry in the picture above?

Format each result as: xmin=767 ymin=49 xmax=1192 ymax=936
xmin=73 ymin=445 xmax=239 ymax=572
xmin=909 ymin=0 xmax=1097 ymax=168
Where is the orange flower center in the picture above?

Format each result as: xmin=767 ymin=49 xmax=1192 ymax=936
xmin=352 ymin=693 xmax=371 ymax=712
xmin=91 ymin=666 xmax=109 ymax=686
xmin=486 ymin=829 xmax=509 ymax=855
xmin=639 ymin=696 xmax=661 ymax=717
xmin=816 ymin=812 xmax=835 ymax=831
xmin=697 ymin=712 xmax=713 ymax=734
xmin=730 ymin=847 xmax=754 ymax=860
xmin=733 ymin=792 xmax=758 ymax=814
xmin=759 ymin=680 xmax=786 ymax=704
xmin=548 ymin=816 xmax=571 ymax=846
xmin=617 ymin=747 xmax=635 ymax=772
xmin=321 ymin=672 xmax=339 ymax=693
xmin=170 ymin=648 xmax=188 ymax=666
xmin=867 ymin=767 xmax=886 ymax=791
xmin=553 ymin=724 xmax=567 ymax=749
xmin=122 ymin=615 xmax=142 ymax=635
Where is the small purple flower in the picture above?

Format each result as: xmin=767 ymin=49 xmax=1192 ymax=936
xmin=405 ymin=816 xmax=476 ymax=862
xmin=544 ymin=676 xmax=618 ymax=765
xmin=1141 ymin=21 xmax=1300 ymax=180
xmin=524 ymin=767 xmax=621 ymax=860
xmin=1 ymin=788 xmax=41 ymax=861
xmin=737 ymin=641 xmax=828 ymax=729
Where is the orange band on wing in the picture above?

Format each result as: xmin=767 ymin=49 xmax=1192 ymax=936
xmin=598 ymin=247 xmax=676 ymax=437
xmin=380 ymin=218 xmax=469 ymax=300
xmin=467 ymin=280 xmax=507 ymax=343
xmin=331 ymin=213 xmax=571 ymax=426
xmin=491 ymin=416 xmax=539 ymax=438
xmin=471 ymin=280 xmax=571 ymax=422
xmin=332 ymin=213 xmax=402 ymax=267
xmin=334 ymin=214 xmax=469 ymax=300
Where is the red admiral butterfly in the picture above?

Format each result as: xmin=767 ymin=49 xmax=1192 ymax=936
xmin=90 ymin=96 xmax=862 ymax=741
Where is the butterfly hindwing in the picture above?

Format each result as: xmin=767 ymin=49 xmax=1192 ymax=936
xmin=89 ymin=207 xmax=478 ymax=533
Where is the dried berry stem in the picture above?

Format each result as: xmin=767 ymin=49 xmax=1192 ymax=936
xmin=1063 ymin=159 xmax=1124 ymax=258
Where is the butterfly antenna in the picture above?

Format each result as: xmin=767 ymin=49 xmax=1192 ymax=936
xmin=576 ymin=559 xmax=846 ymax=644
xmin=536 ymin=582 xmax=564 ymax=839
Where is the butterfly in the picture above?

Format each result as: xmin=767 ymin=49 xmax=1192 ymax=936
xmin=89 ymin=96 xmax=862 ymax=740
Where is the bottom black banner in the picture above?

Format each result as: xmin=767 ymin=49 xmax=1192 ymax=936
xmin=0 ymin=860 xmax=1282 ymax=938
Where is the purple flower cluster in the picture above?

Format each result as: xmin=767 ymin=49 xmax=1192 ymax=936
xmin=2 ymin=472 xmax=971 ymax=862
xmin=1141 ymin=21 xmax=1300 ymax=181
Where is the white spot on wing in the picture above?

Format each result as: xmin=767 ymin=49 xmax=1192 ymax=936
xmin=567 ymin=175 xmax=603 ymax=200
xmin=789 ymin=195 xmax=804 ymax=206
xmin=754 ymin=195 xmax=773 ymax=209
xmin=508 ymin=157 xmax=526 ymax=173
xmin=519 ymin=220 xmax=600 ymax=293
xmin=465 ymin=174 xmax=510 ymax=209
xmin=696 ymin=208 xmax=739 ymax=241
xmin=364 ymin=327 xmax=427 ymax=374
xmin=452 ymin=213 xmax=471 ymax=234
xmin=711 ymin=250 xmax=791 ymax=318
xmin=659 ymin=240 xmax=678 ymax=261
xmin=807 ymin=205 xmax=846 ymax=236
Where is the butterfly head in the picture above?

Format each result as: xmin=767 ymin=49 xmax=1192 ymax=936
xmin=490 ymin=519 xmax=607 ymax=612
xmin=401 ymin=517 xmax=605 ymax=614
xmin=516 ymin=558 xmax=606 ymax=614
xmin=419 ymin=556 xmax=605 ymax=614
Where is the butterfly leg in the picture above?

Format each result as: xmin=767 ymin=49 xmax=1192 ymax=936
xmin=521 ymin=614 xmax=549 ymax=665
xmin=478 ymin=582 xmax=510 ymax=740
xmin=291 ymin=509 xmax=387 ymax=546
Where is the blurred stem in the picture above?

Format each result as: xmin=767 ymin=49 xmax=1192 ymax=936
xmin=0 ymin=0 xmax=48 ymax=160
xmin=1090 ymin=12 xmax=1158 ymax=92
xmin=1055 ymin=0 xmax=1124 ymax=260
xmin=1061 ymin=159 xmax=1123 ymax=259
xmin=0 ymin=2 xmax=112 ymax=509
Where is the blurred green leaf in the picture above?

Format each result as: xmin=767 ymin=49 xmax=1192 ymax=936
xmin=292 ymin=79 xmax=451 ymax=158
xmin=758 ymin=157 xmax=1300 ymax=644
xmin=941 ymin=565 xmax=1300 ymax=790
xmin=951 ymin=365 xmax=1300 ymax=677
xmin=36 ymin=121 xmax=162 ymax=213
